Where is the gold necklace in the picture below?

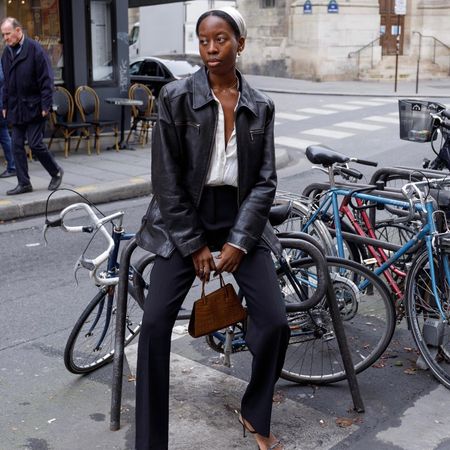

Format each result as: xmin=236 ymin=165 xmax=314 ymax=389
xmin=211 ymin=77 xmax=239 ymax=94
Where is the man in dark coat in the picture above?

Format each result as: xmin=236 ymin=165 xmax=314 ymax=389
xmin=1 ymin=17 xmax=63 ymax=195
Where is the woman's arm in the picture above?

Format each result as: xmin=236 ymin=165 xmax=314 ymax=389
xmin=151 ymin=88 xmax=207 ymax=257
xmin=227 ymin=99 xmax=277 ymax=253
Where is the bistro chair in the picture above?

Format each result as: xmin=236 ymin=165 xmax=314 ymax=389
xmin=126 ymin=83 xmax=157 ymax=146
xmin=74 ymin=85 xmax=119 ymax=154
xmin=49 ymin=86 xmax=91 ymax=158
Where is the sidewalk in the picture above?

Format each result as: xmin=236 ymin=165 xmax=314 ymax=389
xmin=0 ymin=75 xmax=449 ymax=222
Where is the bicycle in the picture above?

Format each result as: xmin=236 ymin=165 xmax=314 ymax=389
xmin=281 ymin=144 xmax=450 ymax=388
xmin=44 ymin=202 xmax=154 ymax=374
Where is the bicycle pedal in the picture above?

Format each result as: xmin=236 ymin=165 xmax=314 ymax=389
xmin=322 ymin=331 xmax=335 ymax=342
xmin=363 ymin=258 xmax=377 ymax=266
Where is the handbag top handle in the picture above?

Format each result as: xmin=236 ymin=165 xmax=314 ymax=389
xmin=201 ymin=273 xmax=226 ymax=299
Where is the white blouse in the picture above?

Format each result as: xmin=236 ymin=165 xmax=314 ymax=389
xmin=205 ymin=91 xmax=240 ymax=187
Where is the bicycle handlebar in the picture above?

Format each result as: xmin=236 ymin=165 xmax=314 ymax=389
xmin=349 ymin=157 xmax=378 ymax=167
xmin=50 ymin=203 xmax=124 ymax=286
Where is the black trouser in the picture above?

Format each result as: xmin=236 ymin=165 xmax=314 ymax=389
xmin=135 ymin=187 xmax=290 ymax=449
xmin=12 ymin=119 xmax=60 ymax=186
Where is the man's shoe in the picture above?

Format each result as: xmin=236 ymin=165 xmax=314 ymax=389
xmin=48 ymin=168 xmax=64 ymax=191
xmin=0 ymin=169 xmax=16 ymax=178
xmin=6 ymin=184 xmax=33 ymax=195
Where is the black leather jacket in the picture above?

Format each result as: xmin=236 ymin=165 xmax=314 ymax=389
xmin=136 ymin=67 xmax=277 ymax=258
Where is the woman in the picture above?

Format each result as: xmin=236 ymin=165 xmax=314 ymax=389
xmin=135 ymin=7 xmax=290 ymax=450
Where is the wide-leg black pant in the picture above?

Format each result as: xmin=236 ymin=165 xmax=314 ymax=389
xmin=135 ymin=187 xmax=290 ymax=449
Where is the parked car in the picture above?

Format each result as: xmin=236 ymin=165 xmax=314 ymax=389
xmin=129 ymin=56 xmax=201 ymax=98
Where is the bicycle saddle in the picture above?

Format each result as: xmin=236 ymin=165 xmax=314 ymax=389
xmin=268 ymin=202 xmax=292 ymax=227
xmin=306 ymin=145 xmax=350 ymax=166
xmin=442 ymin=109 xmax=450 ymax=120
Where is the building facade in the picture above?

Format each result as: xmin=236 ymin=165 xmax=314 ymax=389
xmin=237 ymin=0 xmax=450 ymax=81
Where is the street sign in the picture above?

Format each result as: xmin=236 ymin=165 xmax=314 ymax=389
xmin=303 ymin=0 xmax=312 ymax=14
xmin=395 ymin=0 xmax=406 ymax=15
xmin=328 ymin=0 xmax=339 ymax=14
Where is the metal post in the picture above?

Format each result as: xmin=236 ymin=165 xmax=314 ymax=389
xmin=394 ymin=15 xmax=400 ymax=93
xmin=110 ymin=237 xmax=138 ymax=431
xmin=324 ymin=270 xmax=365 ymax=412
xmin=277 ymin=232 xmax=365 ymax=412
xmin=416 ymin=32 xmax=422 ymax=94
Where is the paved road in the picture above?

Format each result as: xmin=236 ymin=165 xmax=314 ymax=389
xmin=2 ymin=82 xmax=450 ymax=449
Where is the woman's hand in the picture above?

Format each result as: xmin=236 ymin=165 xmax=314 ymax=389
xmin=214 ymin=243 xmax=245 ymax=275
xmin=192 ymin=246 xmax=216 ymax=281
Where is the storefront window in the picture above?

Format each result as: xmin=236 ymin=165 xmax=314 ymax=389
xmin=3 ymin=0 xmax=63 ymax=83
xmin=88 ymin=0 xmax=115 ymax=83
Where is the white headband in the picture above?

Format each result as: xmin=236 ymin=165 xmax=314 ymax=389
xmin=209 ymin=6 xmax=247 ymax=38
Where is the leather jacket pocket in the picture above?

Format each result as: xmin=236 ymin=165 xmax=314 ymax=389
xmin=249 ymin=128 xmax=265 ymax=141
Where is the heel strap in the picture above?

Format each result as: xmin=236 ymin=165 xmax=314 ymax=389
xmin=269 ymin=441 xmax=283 ymax=450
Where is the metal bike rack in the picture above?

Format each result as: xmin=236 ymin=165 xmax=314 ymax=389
xmin=109 ymin=235 xmax=364 ymax=431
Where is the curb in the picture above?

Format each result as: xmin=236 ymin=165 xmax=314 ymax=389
xmin=0 ymin=178 xmax=152 ymax=222
xmin=0 ymin=149 xmax=290 ymax=222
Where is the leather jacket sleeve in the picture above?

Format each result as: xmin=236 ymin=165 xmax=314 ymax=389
xmin=151 ymin=88 xmax=207 ymax=256
xmin=228 ymin=100 xmax=277 ymax=252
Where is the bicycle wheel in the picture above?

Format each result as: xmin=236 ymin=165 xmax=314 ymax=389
xmin=64 ymin=255 xmax=155 ymax=374
xmin=273 ymin=196 xmax=335 ymax=257
xmin=281 ymin=257 xmax=396 ymax=384
xmin=405 ymin=250 xmax=450 ymax=389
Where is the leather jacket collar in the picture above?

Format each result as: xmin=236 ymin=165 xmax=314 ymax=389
xmin=192 ymin=66 xmax=259 ymax=117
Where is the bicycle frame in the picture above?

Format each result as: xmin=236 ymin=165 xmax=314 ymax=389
xmin=302 ymin=186 xmax=450 ymax=320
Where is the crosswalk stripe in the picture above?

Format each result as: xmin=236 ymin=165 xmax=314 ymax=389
xmin=333 ymin=121 xmax=385 ymax=131
xmin=296 ymin=107 xmax=338 ymax=115
xmin=276 ymin=112 xmax=311 ymax=121
xmin=364 ymin=115 xmax=399 ymax=124
xmin=348 ymin=100 xmax=387 ymax=106
xmin=324 ymin=103 xmax=362 ymax=111
xmin=301 ymin=128 xmax=354 ymax=139
xmin=388 ymin=112 xmax=399 ymax=116
xmin=275 ymin=136 xmax=319 ymax=150
xmin=369 ymin=97 xmax=399 ymax=103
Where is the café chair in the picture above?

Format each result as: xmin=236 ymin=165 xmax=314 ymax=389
xmin=49 ymin=86 xmax=91 ymax=158
xmin=126 ymin=83 xmax=157 ymax=146
xmin=74 ymin=85 xmax=119 ymax=154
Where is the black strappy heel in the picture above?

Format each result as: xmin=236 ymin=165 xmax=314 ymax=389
xmin=238 ymin=414 xmax=257 ymax=438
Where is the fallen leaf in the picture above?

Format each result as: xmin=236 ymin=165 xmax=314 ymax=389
xmin=394 ymin=361 xmax=403 ymax=367
xmin=404 ymin=368 xmax=417 ymax=375
xmin=272 ymin=391 xmax=285 ymax=404
xmin=372 ymin=362 xmax=385 ymax=368
xmin=336 ymin=417 xmax=354 ymax=427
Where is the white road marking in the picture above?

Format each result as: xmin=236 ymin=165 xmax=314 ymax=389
xmin=333 ymin=121 xmax=385 ymax=131
xmin=324 ymin=103 xmax=362 ymax=111
xmin=348 ymin=100 xmax=388 ymax=107
xmin=301 ymin=128 xmax=354 ymax=139
xmin=296 ymin=107 xmax=339 ymax=115
xmin=388 ymin=112 xmax=399 ymax=116
xmin=364 ymin=115 xmax=399 ymax=124
xmin=275 ymin=136 xmax=319 ymax=150
xmin=376 ymin=385 xmax=450 ymax=450
xmin=276 ymin=112 xmax=311 ymax=121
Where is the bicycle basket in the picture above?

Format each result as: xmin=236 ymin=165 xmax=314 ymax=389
xmin=399 ymin=99 xmax=446 ymax=143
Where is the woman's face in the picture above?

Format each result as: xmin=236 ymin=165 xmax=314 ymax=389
xmin=197 ymin=15 xmax=245 ymax=77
